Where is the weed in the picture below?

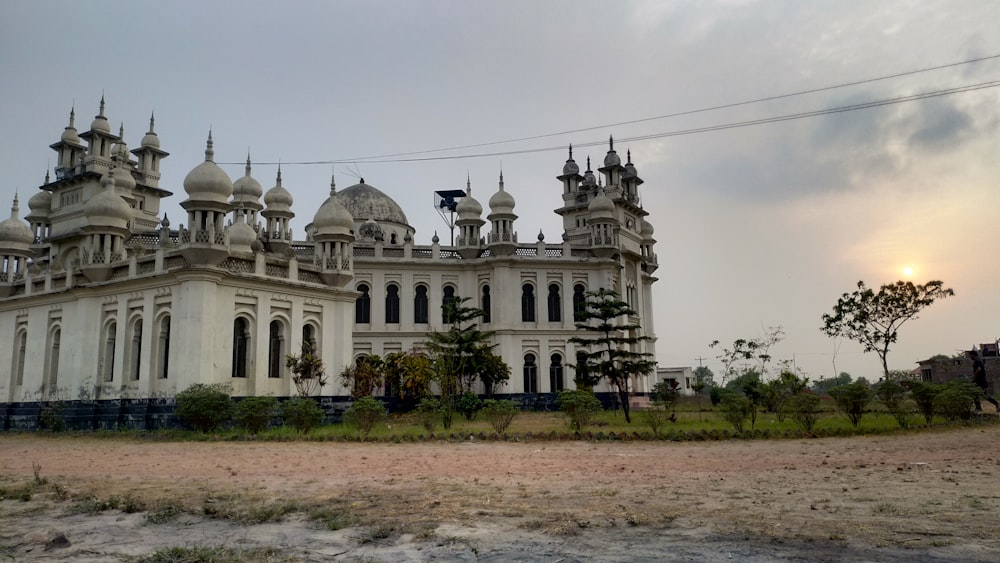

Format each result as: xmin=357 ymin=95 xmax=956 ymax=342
xmin=145 ymin=499 xmax=186 ymax=524
xmin=360 ymin=523 xmax=396 ymax=543
xmin=308 ymin=506 xmax=356 ymax=530
xmin=32 ymin=462 xmax=47 ymax=485
xmin=129 ymin=545 xmax=284 ymax=563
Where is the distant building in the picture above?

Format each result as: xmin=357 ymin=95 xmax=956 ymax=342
xmin=914 ymin=342 xmax=1000 ymax=385
xmin=653 ymin=366 xmax=694 ymax=396
xmin=0 ymin=99 xmax=661 ymax=427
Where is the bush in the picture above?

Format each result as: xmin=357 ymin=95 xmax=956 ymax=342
xmin=556 ymin=389 xmax=603 ymax=432
xmin=456 ymin=392 xmax=484 ymax=421
xmin=234 ymin=396 xmax=277 ymax=435
xmin=39 ymin=402 xmax=67 ymax=432
xmin=281 ymin=396 xmax=324 ymax=434
xmin=481 ymin=399 xmax=519 ymax=434
xmin=709 ymin=386 xmax=723 ymax=406
xmin=908 ymin=381 xmax=940 ymax=424
xmin=875 ymin=380 xmax=910 ymax=429
xmin=415 ymin=398 xmax=441 ymax=432
xmin=175 ymin=383 xmax=234 ymax=432
xmin=720 ymin=393 xmax=751 ymax=433
xmin=344 ymin=396 xmax=386 ymax=437
xmin=639 ymin=407 xmax=674 ymax=437
xmin=829 ymin=382 xmax=873 ymax=428
xmin=933 ymin=380 xmax=980 ymax=421
xmin=785 ymin=393 xmax=821 ymax=433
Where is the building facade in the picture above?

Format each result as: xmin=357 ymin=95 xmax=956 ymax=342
xmin=0 ymin=100 xmax=660 ymax=423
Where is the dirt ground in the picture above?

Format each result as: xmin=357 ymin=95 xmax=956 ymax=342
xmin=2 ymin=425 xmax=1000 ymax=562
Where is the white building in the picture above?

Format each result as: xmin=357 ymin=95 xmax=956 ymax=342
xmin=0 ymin=100 xmax=660 ymax=425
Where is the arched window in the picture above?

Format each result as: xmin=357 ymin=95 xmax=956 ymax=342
xmin=443 ymin=285 xmax=457 ymax=323
xmin=573 ymin=284 xmax=587 ymax=321
xmin=549 ymin=353 xmax=564 ymax=392
xmin=232 ymin=318 xmax=250 ymax=378
xmin=355 ymin=283 xmax=371 ymax=323
xmin=268 ymin=320 xmax=285 ymax=378
xmin=102 ymin=321 xmax=117 ymax=382
xmin=414 ymin=285 xmax=429 ymax=324
xmin=523 ymin=353 xmax=538 ymax=393
xmin=521 ymin=284 xmax=536 ymax=322
xmin=157 ymin=316 xmax=170 ymax=379
xmin=547 ymin=284 xmax=561 ymax=322
xmin=46 ymin=328 xmax=61 ymax=396
xmin=481 ymin=285 xmax=491 ymax=323
xmin=385 ymin=284 xmax=400 ymax=324
xmin=129 ymin=319 xmax=143 ymax=381
xmin=303 ymin=324 xmax=316 ymax=350
xmin=12 ymin=329 xmax=27 ymax=388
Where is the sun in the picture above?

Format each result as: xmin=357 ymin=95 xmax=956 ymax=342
xmin=902 ymin=266 xmax=914 ymax=278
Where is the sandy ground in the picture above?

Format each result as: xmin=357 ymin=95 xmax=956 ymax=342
xmin=2 ymin=425 xmax=1000 ymax=562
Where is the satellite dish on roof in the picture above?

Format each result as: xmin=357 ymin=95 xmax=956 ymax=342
xmin=434 ymin=189 xmax=466 ymax=246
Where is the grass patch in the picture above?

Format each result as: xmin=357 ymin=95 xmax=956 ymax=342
xmin=129 ymin=545 xmax=286 ymax=563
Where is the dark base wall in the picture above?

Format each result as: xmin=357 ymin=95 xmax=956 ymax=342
xmin=1 ymin=392 xmax=626 ymax=432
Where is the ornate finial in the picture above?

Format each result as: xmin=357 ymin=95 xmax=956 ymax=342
xmin=205 ymin=130 xmax=214 ymax=162
xmin=45 ymin=168 xmax=50 ymax=184
xmin=118 ymin=122 xmax=124 ymax=139
xmin=586 ymin=156 xmax=591 ymax=171
xmin=568 ymin=144 xmax=574 ymax=160
xmin=99 ymin=95 xmax=106 ymax=117
xmin=608 ymin=135 xmax=614 ymax=151
xmin=148 ymin=112 xmax=156 ymax=133
xmin=161 ymin=213 xmax=170 ymax=228
xmin=360 ymin=177 xmax=365 ymax=184
xmin=537 ymin=229 xmax=544 ymax=242
xmin=68 ymin=106 xmax=76 ymax=129
xmin=627 ymin=149 xmax=631 ymax=163
xmin=11 ymin=192 xmax=20 ymax=219
xmin=245 ymin=152 xmax=252 ymax=176
xmin=276 ymin=163 xmax=282 ymax=186
xmin=432 ymin=231 xmax=440 ymax=244
xmin=329 ymin=167 xmax=336 ymax=195
xmin=466 ymin=172 xmax=471 ymax=194
xmin=498 ymin=169 xmax=505 ymax=191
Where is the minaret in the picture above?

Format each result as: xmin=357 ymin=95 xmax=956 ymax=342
xmin=487 ymin=170 xmax=517 ymax=256
xmin=455 ymin=174 xmax=485 ymax=259
xmin=0 ymin=194 xmax=35 ymax=296
xmin=179 ymin=131 xmax=234 ymax=266
xmin=131 ymin=112 xmax=170 ymax=189
xmin=79 ymin=97 xmax=119 ymax=174
xmin=49 ymin=107 xmax=86 ymax=179
xmin=230 ymin=153 xmax=263 ymax=227
xmin=261 ymin=165 xmax=295 ymax=254
xmin=598 ymin=135 xmax=625 ymax=189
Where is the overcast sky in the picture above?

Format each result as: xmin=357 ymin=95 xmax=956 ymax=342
xmin=2 ymin=0 xmax=998 ymax=383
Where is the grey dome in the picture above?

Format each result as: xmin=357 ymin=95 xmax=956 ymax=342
xmin=0 ymin=196 xmax=33 ymax=247
xmin=183 ymin=133 xmax=233 ymax=203
xmin=28 ymin=190 xmax=52 ymax=215
xmin=588 ymin=190 xmax=616 ymax=220
xmin=338 ymin=181 xmax=410 ymax=227
xmin=312 ymin=194 xmax=354 ymax=234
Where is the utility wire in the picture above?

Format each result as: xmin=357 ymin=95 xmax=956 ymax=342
xmin=238 ymin=79 xmax=1000 ymax=166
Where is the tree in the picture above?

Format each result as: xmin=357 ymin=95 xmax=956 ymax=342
xmin=339 ymin=354 xmax=383 ymax=399
xmin=175 ymin=383 xmax=234 ymax=433
xmin=424 ymin=296 xmax=508 ymax=428
xmin=692 ymin=365 xmax=715 ymax=388
xmin=821 ymin=280 xmax=954 ymax=380
xmin=383 ymin=350 xmax=434 ymax=408
xmin=285 ymin=340 xmax=328 ymax=397
xmin=710 ymin=326 xmax=784 ymax=384
xmin=570 ymin=288 xmax=656 ymax=424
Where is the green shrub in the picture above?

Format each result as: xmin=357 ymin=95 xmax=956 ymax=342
xmin=344 ymin=396 xmax=386 ymax=437
xmin=720 ymin=393 xmax=751 ymax=433
xmin=174 ymin=383 xmax=234 ymax=433
xmin=39 ymin=402 xmax=67 ymax=432
xmin=933 ymin=380 xmax=980 ymax=421
xmin=281 ymin=396 xmax=324 ymax=434
xmin=908 ymin=381 xmax=940 ymax=424
xmin=639 ymin=407 xmax=674 ymax=437
xmin=875 ymin=380 xmax=910 ymax=429
xmin=456 ymin=392 xmax=484 ymax=421
xmin=709 ymin=386 xmax=723 ymax=406
xmin=234 ymin=396 xmax=277 ymax=435
xmin=415 ymin=397 xmax=441 ymax=432
xmin=481 ymin=399 xmax=519 ymax=434
xmin=785 ymin=393 xmax=821 ymax=433
xmin=556 ymin=389 xmax=603 ymax=432
xmin=829 ymin=382 xmax=873 ymax=428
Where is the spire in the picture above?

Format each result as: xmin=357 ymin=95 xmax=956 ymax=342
xmin=586 ymin=156 xmax=591 ymax=171
xmin=11 ymin=192 xmax=20 ymax=219
xmin=44 ymin=169 xmax=50 ymax=184
xmin=118 ymin=122 xmax=124 ymax=139
xmin=68 ymin=106 xmax=76 ymax=129
xmin=98 ymin=95 xmax=106 ymax=118
xmin=466 ymin=172 xmax=472 ymax=195
xmin=627 ymin=149 xmax=631 ymax=164
xmin=568 ymin=144 xmax=574 ymax=160
xmin=244 ymin=152 xmax=252 ymax=176
xmin=148 ymin=112 xmax=156 ymax=134
xmin=609 ymin=135 xmax=614 ymax=151
xmin=329 ymin=167 xmax=336 ymax=195
xmin=498 ymin=169 xmax=505 ymax=191
xmin=204 ymin=130 xmax=214 ymax=162
xmin=276 ymin=163 xmax=282 ymax=186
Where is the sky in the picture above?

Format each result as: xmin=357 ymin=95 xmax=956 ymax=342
xmin=1 ymin=0 xmax=998 ymax=383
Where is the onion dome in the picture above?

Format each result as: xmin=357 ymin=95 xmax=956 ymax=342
xmin=488 ymin=171 xmax=515 ymax=213
xmin=86 ymin=174 xmax=132 ymax=228
xmin=582 ymin=156 xmax=597 ymax=187
xmin=537 ymin=229 xmax=545 ymax=242
xmin=90 ymin=96 xmax=111 ymax=134
xmin=232 ymin=154 xmax=263 ymax=202
xmin=228 ymin=215 xmax=258 ymax=252
xmin=623 ymin=150 xmax=638 ymax=178
xmin=28 ymin=190 xmax=52 ymax=216
xmin=562 ymin=144 xmax=580 ymax=175
xmin=640 ymin=218 xmax=655 ymax=237
xmin=603 ymin=135 xmax=621 ymax=167
xmin=337 ymin=179 xmax=410 ymax=226
xmin=588 ymin=189 xmax=616 ymax=221
xmin=61 ymin=107 xmax=81 ymax=144
xmin=0 ymin=195 xmax=34 ymax=246
xmin=183 ymin=131 xmax=233 ymax=203
xmin=263 ymin=167 xmax=293 ymax=211
xmin=432 ymin=232 xmax=440 ymax=244
xmin=313 ymin=197 xmax=354 ymax=234
xmin=456 ymin=177 xmax=483 ymax=218
xmin=141 ymin=113 xmax=160 ymax=149
xmin=112 ymin=163 xmax=136 ymax=193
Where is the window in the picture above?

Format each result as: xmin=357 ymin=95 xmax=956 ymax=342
xmin=443 ymin=286 xmax=457 ymax=323
xmin=46 ymin=328 xmax=61 ymax=396
xmin=573 ymin=284 xmax=586 ymax=321
xmin=414 ymin=285 xmax=428 ymax=324
xmin=547 ymin=284 xmax=561 ymax=322
xmin=268 ymin=320 xmax=285 ymax=378
xmin=549 ymin=354 xmax=564 ymax=392
xmin=129 ymin=319 xmax=143 ymax=381
xmin=303 ymin=324 xmax=317 ymax=350
xmin=521 ymin=284 xmax=535 ymax=322
xmin=102 ymin=321 xmax=117 ymax=382
xmin=523 ymin=353 xmax=538 ymax=393
xmin=157 ymin=316 xmax=170 ymax=379
xmin=12 ymin=330 xmax=27 ymax=387
xmin=385 ymin=284 xmax=400 ymax=324
xmin=355 ymin=283 xmax=371 ymax=323
xmin=232 ymin=318 xmax=250 ymax=378
xmin=481 ymin=285 xmax=491 ymax=323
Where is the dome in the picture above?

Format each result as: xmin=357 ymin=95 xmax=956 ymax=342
xmin=588 ymin=190 xmax=616 ymax=220
xmin=623 ymin=150 xmax=638 ymax=179
xmin=232 ymin=156 xmax=263 ymax=203
xmin=640 ymin=218 xmax=655 ymax=237
xmin=228 ymin=219 xmax=258 ymax=251
xmin=112 ymin=166 xmax=136 ymax=193
xmin=337 ymin=181 xmax=410 ymax=227
xmin=561 ymin=145 xmax=580 ymax=176
xmin=582 ymin=157 xmax=596 ymax=187
xmin=141 ymin=113 xmax=160 ymax=149
xmin=263 ymin=169 xmax=293 ymax=211
xmin=488 ymin=173 xmax=515 ymax=214
xmin=86 ymin=177 xmax=132 ymax=228
xmin=602 ymin=136 xmax=621 ymax=168
xmin=28 ymin=190 xmax=52 ymax=215
xmin=183 ymin=132 xmax=233 ymax=204
xmin=0 ymin=196 xmax=34 ymax=246
xmin=90 ymin=98 xmax=111 ymax=134
xmin=312 ymin=194 xmax=354 ymax=234
xmin=456 ymin=193 xmax=482 ymax=217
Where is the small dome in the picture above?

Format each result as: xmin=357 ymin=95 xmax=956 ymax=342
xmin=588 ymin=190 xmax=616 ymax=220
xmin=263 ymin=169 xmax=293 ymax=211
xmin=603 ymin=149 xmax=621 ymax=168
xmin=312 ymin=194 xmax=354 ymax=234
xmin=456 ymin=185 xmax=482 ymax=218
xmin=183 ymin=132 xmax=233 ymax=203
xmin=90 ymin=98 xmax=111 ymax=134
xmin=141 ymin=113 xmax=160 ymax=149
xmin=582 ymin=156 xmax=596 ymax=187
xmin=28 ymin=190 xmax=52 ymax=215
xmin=0 ymin=196 xmax=34 ymax=246
xmin=228 ymin=219 xmax=258 ymax=251
xmin=86 ymin=177 xmax=132 ymax=228
xmin=488 ymin=173 xmax=515 ymax=213
xmin=233 ymin=156 xmax=263 ymax=203
xmin=562 ymin=145 xmax=580 ymax=176
xmin=112 ymin=166 xmax=136 ymax=193
xmin=623 ymin=150 xmax=638 ymax=179
xmin=640 ymin=218 xmax=655 ymax=237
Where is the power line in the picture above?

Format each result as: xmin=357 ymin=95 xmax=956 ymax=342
xmin=260 ymin=52 xmax=1000 ymax=164
xmin=233 ymin=79 xmax=1000 ymax=166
